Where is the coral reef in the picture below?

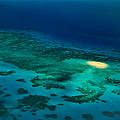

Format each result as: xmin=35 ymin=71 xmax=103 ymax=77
xmin=17 ymin=95 xmax=56 ymax=111
xmin=0 ymin=102 xmax=8 ymax=116
xmin=64 ymin=116 xmax=72 ymax=120
xmin=17 ymin=88 xmax=28 ymax=94
xmin=112 ymin=89 xmax=120 ymax=95
xmin=16 ymin=79 xmax=26 ymax=82
xmin=0 ymin=31 xmax=120 ymax=103
xmin=44 ymin=114 xmax=58 ymax=119
xmin=0 ymin=70 xmax=15 ymax=76
xmin=0 ymin=30 xmax=120 ymax=119
xmin=31 ymin=76 xmax=66 ymax=89
xmin=82 ymin=114 xmax=93 ymax=120
xmin=102 ymin=111 xmax=114 ymax=117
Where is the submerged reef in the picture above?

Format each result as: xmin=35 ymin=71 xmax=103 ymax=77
xmin=0 ymin=30 xmax=120 ymax=119
xmin=0 ymin=102 xmax=8 ymax=116
xmin=31 ymin=76 xmax=66 ymax=89
xmin=64 ymin=116 xmax=72 ymax=120
xmin=62 ymin=86 xmax=105 ymax=104
xmin=102 ymin=111 xmax=114 ymax=118
xmin=17 ymin=88 xmax=29 ymax=94
xmin=0 ymin=31 xmax=120 ymax=102
xmin=0 ymin=31 xmax=120 ymax=72
xmin=44 ymin=114 xmax=58 ymax=119
xmin=0 ymin=70 xmax=15 ymax=76
xmin=82 ymin=114 xmax=94 ymax=120
xmin=17 ymin=95 xmax=56 ymax=111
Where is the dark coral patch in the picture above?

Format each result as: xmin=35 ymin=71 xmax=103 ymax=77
xmin=44 ymin=114 xmax=57 ymax=119
xmin=17 ymin=114 xmax=22 ymax=117
xmin=0 ymin=71 xmax=15 ymax=76
xmin=16 ymin=79 xmax=26 ymax=82
xmin=102 ymin=111 xmax=114 ymax=117
xmin=17 ymin=95 xmax=56 ymax=111
xmin=3 ymin=94 xmax=11 ymax=97
xmin=0 ymin=102 xmax=8 ymax=116
xmin=82 ymin=114 xmax=93 ymax=120
xmin=45 ymin=83 xmax=65 ymax=90
xmin=112 ymin=89 xmax=120 ymax=95
xmin=105 ymin=77 xmax=120 ymax=86
xmin=115 ymin=111 xmax=120 ymax=115
xmin=54 ymin=72 xmax=71 ymax=82
xmin=0 ymin=90 xmax=4 ymax=95
xmin=17 ymin=88 xmax=28 ymax=94
xmin=57 ymin=103 xmax=64 ymax=106
xmin=62 ymin=93 xmax=104 ymax=104
xmin=64 ymin=116 xmax=72 ymax=120
xmin=47 ymin=105 xmax=56 ymax=111
xmin=50 ymin=94 xmax=57 ymax=96
xmin=32 ymin=112 xmax=36 ymax=116
xmin=18 ymin=95 xmax=49 ymax=109
xmin=31 ymin=76 xmax=66 ymax=89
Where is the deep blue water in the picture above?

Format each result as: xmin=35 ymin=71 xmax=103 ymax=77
xmin=0 ymin=0 xmax=120 ymax=48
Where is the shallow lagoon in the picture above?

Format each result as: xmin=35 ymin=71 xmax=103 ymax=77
xmin=0 ymin=30 xmax=120 ymax=120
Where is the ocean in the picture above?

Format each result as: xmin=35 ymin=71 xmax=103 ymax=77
xmin=0 ymin=0 xmax=120 ymax=48
xmin=0 ymin=0 xmax=120 ymax=120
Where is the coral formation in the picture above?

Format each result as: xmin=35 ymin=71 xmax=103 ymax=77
xmin=0 ymin=71 xmax=15 ymax=76
xmin=18 ymin=95 xmax=56 ymax=111
xmin=82 ymin=114 xmax=93 ymax=120
xmin=17 ymin=88 xmax=28 ymax=94
xmin=64 ymin=116 xmax=72 ymax=120
xmin=16 ymin=79 xmax=26 ymax=82
xmin=0 ymin=30 xmax=120 ymax=119
xmin=44 ymin=114 xmax=58 ymax=119
xmin=0 ymin=31 xmax=120 ymax=103
xmin=102 ymin=111 xmax=114 ymax=117
xmin=0 ymin=102 xmax=8 ymax=116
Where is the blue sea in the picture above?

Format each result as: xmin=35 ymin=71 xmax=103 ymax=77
xmin=0 ymin=0 xmax=120 ymax=48
xmin=0 ymin=0 xmax=120 ymax=120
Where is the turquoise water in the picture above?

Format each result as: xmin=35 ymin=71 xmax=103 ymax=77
xmin=0 ymin=1 xmax=120 ymax=120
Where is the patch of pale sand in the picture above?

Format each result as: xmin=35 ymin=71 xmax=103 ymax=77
xmin=86 ymin=61 xmax=108 ymax=69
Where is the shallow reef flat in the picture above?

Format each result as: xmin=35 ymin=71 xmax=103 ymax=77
xmin=0 ymin=30 xmax=120 ymax=120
